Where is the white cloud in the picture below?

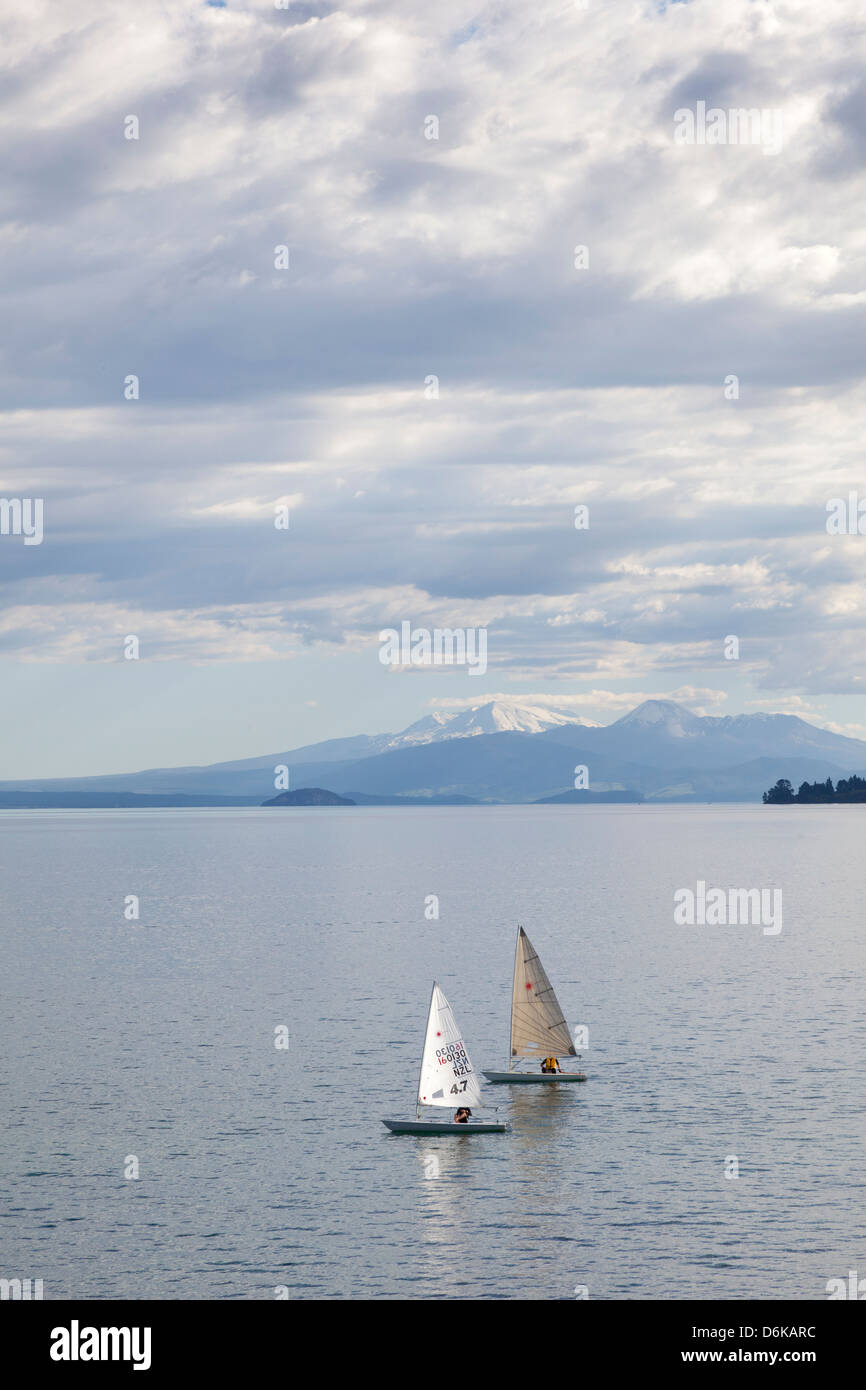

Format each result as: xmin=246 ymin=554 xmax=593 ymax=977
xmin=2 ymin=0 xmax=865 ymax=712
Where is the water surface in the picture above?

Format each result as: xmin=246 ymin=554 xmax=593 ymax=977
xmin=1 ymin=805 xmax=863 ymax=1299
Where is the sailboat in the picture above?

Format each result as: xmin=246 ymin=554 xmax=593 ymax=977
xmin=482 ymin=926 xmax=587 ymax=1083
xmin=382 ymin=982 xmax=511 ymax=1134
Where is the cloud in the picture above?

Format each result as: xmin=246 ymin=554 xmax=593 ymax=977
xmin=429 ymin=686 xmax=729 ymax=715
xmin=2 ymin=0 xmax=865 ymax=712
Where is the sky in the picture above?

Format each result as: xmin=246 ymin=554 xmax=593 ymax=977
xmin=2 ymin=0 xmax=866 ymax=777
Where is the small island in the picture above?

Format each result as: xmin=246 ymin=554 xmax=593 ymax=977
xmin=763 ymin=775 xmax=866 ymax=804
xmin=262 ymin=788 xmax=356 ymax=806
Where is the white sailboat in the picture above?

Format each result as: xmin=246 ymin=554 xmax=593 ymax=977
xmin=382 ymin=982 xmax=511 ymax=1134
xmin=482 ymin=926 xmax=587 ymax=1083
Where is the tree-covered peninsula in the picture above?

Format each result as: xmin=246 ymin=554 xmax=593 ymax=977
xmin=763 ymin=775 xmax=866 ymax=804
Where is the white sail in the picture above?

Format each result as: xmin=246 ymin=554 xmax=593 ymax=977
xmin=510 ymin=927 xmax=576 ymax=1059
xmin=418 ymin=983 xmax=483 ymax=1108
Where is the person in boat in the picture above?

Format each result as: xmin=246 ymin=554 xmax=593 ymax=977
xmin=540 ymin=1056 xmax=562 ymax=1074
xmin=454 ymin=1107 xmax=472 ymax=1123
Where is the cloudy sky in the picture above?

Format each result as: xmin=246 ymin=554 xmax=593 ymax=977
xmin=1 ymin=0 xmax=865 ymax=776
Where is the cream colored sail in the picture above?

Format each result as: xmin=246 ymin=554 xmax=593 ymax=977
xmin=510 ymin=927 xmax=576 ymax=1060
xmin=418 ymin=983 xmax=483 ymax=1108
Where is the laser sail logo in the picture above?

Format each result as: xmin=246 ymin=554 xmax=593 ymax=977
xmin=49 ymin=1321 xmax=152 ymax=1371
xmin=379 ymin=621 xmax=487 ymax=675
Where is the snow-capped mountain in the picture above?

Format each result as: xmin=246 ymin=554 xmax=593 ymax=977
xmin=611 ymin=699 xmax=704 ymax=736
xmin=592 ymin=699 xmax=866 ymax=770
xmin=383 ymin=699 xmax=600 ymax=749
xmin=129 ymin=698 xmax=601 ymax=772
xmin=4 ymin=696 xmax=865 ymax=804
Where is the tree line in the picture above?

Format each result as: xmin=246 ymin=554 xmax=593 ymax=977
xmin=763 ymin=774 xmax=866 ymax=804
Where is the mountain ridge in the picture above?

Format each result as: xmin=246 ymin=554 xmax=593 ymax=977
xmin=1 ymin=698 xmax=863 ymax=805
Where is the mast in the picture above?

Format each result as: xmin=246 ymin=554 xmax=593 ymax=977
xmin=508 ymin=927 xmax=521 ymax=1071
xmin=417 ymin=980 xmax=436 ymax=1119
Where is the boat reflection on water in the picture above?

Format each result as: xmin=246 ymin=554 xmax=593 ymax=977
xmin=506 ymin=1080 xmax=583 ymax=1137
xmin=413 ymin=1138 xmax=484 ymax=1256
xmin=416 ymin=1140 xmax=475 ymax=1185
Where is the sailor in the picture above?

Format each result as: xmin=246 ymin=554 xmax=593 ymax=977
xmin=540 ymin=1056 xmax=562 ymax=1074
xmin=454 ymin=1107 xmax=472 ymax=1123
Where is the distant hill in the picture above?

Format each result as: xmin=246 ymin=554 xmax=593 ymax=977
xmin=262 ymin=788 xmax=355 ymax=806
xmin=568 ymin=700 xmax=866 ymax=771
xmin=2 ymin=698 xmax=864 ymax=805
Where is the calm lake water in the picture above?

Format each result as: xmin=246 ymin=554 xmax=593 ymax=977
xmin=1 ymin=804 xmax=864 ymax=1301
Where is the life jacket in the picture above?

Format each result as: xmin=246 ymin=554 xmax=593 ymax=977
xmin=541 ymin=1057 xmax=558 ymax=1073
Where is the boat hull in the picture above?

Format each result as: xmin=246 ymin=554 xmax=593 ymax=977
xmin=382 ymin=1118 xmax=510 ymax=1135
xmin=481 ymin=1070 xmax=587 ymax=1084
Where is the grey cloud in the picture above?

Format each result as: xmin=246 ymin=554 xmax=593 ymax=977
xmin=2 ymin=2 xmax=866 ymax=699
xmin=666 ymin=51 xmax=784 ymax=113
